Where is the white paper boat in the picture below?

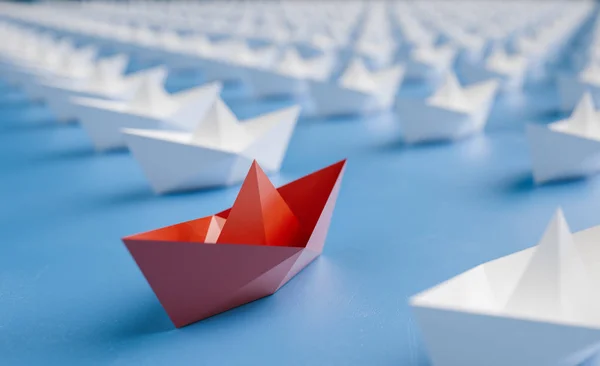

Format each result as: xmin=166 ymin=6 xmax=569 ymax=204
xmin=527 ymin=93 xmax=600 ymax=184
xmin=404 ymin=44 xmax=456 ymax=83
xmin=19 ymin=44 xmax=99 ymax=100
xmin=74 ymin=75 xmax=223 ymax=152
xmin=354 ymin=35 xmax=396 ymax=70
xmin=396 ymin=72 xmax=499 ymax=144
xmin=37 ymin=53 xmax=130 ymax=122
xmin=558 ymin=63 xmax=600 ymax=113
xmin=246 ymin=48 xmax=334 ymax=98
xmin=307 ymin=58 xmax=404 ymax=117
xmin=122 ymin=100 xmax=300 ymax=194
xmin=201 ymin=40 xmax=278 ymax=83
xmin=411 ymin=208 xmax=600 ymax=366
xmin=461 ymin=46 xmax=528 ymax=92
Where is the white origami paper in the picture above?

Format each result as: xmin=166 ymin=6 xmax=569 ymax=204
xmin=19 ymin=43 xmax=99 ymax=100
xmin=527 ymin=93 xmax=600 ymax=184
xmin=396 ymin=73 xmax=499 ymax=144
xmin=246 ymin=48 xmax=334 ymax=98
xmin=461 ymin=47 xmax=528 ymax=92
xmin=558 ymin=63 xmax=600 ymax=113
xmin=411 ymin=209 xmax=600 ymax=366
xmin=404 ymin=44 xmax=456 ymax=83
xmin=73 ymin=75 xmax=223 ymax=151
xmin=354 ymin=35 xmax=396 ymax=70
xmin=122 ymin=99 xmax=300 ymax=194
xmin=307 ymin=58 xmax=404 ymax=118
xmin=38 ymin=53 xmax=129 ymax=122
xmin=200 ymin=39 xmax=279 ymax=83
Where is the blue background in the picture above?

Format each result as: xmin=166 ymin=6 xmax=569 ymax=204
xmin=2 ymin=13 xmax=600 ymax=366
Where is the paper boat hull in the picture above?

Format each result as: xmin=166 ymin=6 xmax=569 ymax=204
xmin=124 ymin=240 xmax=321 ymax=328
xmin=307 ymin=81 xmax=383 ymax=118
xmin=44 ymin=86 xmax=125 ymax=122
xmin=526 ymin=124 xmax=600 ymax=184
xmin=460 ymin=65 xmax=524 ymax=93
xmin=413 ymin=305 xmax=600 ymax=366
xmin=246 ymin=69 xmax=308 ymax=98
xmin=73 ymin=102 xmax=164 ymax=151
xmin=405 ymin=60 xmax=447 ymax=83
xmin=396 ymin=100 xmax=485 ymax=144
xmin=122 ymin=131 xmax=255 ymax=193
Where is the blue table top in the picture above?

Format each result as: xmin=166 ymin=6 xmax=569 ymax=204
xmin=3 ymin=24 xmax=600 ymax=366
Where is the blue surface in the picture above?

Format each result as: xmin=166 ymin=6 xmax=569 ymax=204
xmin=3 ymin=21 xmax=600 ymax=366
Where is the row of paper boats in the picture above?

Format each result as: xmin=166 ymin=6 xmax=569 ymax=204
xmin=0 ymin=11 xmax=535 ymax=95
xmin=65 ymin=0 xmax=588 ymax=61
xmin=5 ymin=30 xmax=600 ymax=186
xmin=559 ymin=14 xmax=600 ymax=113
xmin=0 ymin=1 xmax=584 ymax=92
xmin=121 ymin=154 xmax=600 ymax=366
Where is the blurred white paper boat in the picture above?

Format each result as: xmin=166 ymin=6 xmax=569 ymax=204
xmin=527 ymin=93 xmax=600 ymax=184
xmin=411 ymin=208 xmax=600 ymax=366
xmin=354 ymin=36 xmax=396 ymax=70
xmin=74 ymin=74 xmax=222 ymax=151
xmin=246 ymin=48 xmax=334 ymax=98
xmin=404 ymin=44 xmax=456 ymax=83
xmin=396 ymin=73 xmax=499 ymax=144
xmin=123 ymin=100 xmax=300 ymax=194
xmin=201 ymin=40 xmax=279 ymax=83
xmin=19 ymin=44 xmax=99 ymax=100
xmin=461 ymin=47 xmax=528 ymax=92
xmin=307 ymin=58 xmax=404 ymax=118
xmin=38 ymin=54 xmax=130 ymax=122
xmin=558 ymin=63 xmax=600 ymax=113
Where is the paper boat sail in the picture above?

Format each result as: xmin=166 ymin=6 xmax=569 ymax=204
xmin=527 ymin=93 xmax=600 ymax=183
xmin=461 ymin=46 xmax=528 ymax=92
xmin=558 ymin=62 xmax=600 ymax=113
xmin=397 ymin=72 xmax=499 ymax=143
xmin=246 ymin=48 xmax=333 ymax=98
xmin=404 ymin=44 xmax=457 ymax=82
xmin=122 ymin=100 xmax=300 ymax=193
xmin=37 ymin=53 xmax=130 ymax=121
xmin=411 ymin=209 xmax=600 ymax=366
xmin=308 ymin=58 xmax=404 ymax=117
xmin=74 ymin=69 xmax=222 ymax=151
xmin=123 ymin=159 xmax=346 ymax=328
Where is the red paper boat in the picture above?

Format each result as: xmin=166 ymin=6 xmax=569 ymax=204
xmin=123 ymin=159 xmax=346 ymax=327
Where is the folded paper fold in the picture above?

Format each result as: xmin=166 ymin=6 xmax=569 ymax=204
xmin=527 ymin=93 xmax=600 ymax=183
xmin=122 ymin=100 xmax=300 ymax=193
xmin=411 ymin=208 xmax=600 ymax=366
xmin=123 ymin=159 xmax=346 ymax=327
xmin=307 ymin=58 xmax=404 ymax=117
xmin=397 ymin=72 xmax=499 ymax=143
xmin=74 ymin=76 xmax=222 ymax=151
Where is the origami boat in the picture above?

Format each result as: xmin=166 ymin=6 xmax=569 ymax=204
xmin=200 ymin=40 xmax=279 ymax=83
xmin=73 ymin=73 xmax=222 ymax=151
xmin=460 ymin=47 xmax=528 ymax=92
xmin=14 ymin=41 xmax=98 ymax=100
xmin=396 ymin=72 xmax=499 ymax=144
xmin=411 ymin=208 xmax=600 ymax=366
xmin=122 ymin=99 xmax=300 ymax=193
xmin=123 ymin=159 xmax=346 ymax=327
xmin=404 ymin=44 xmax=457 ymax=84
xmin=558 ymin=63 xmax=600 ymax=113
xmin=37 ymin=53 xmax=130 ymax=122
xmin=307 ymin=58 xmax=404 ymax=118
xmin=246 ymin=48 xmax=334 ymax=99
xmin=527 ymin=93 xmax=600 ymax=184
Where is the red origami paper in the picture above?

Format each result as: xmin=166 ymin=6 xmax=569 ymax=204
xmin=123 ymin=159 xmax=347 ymax=328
